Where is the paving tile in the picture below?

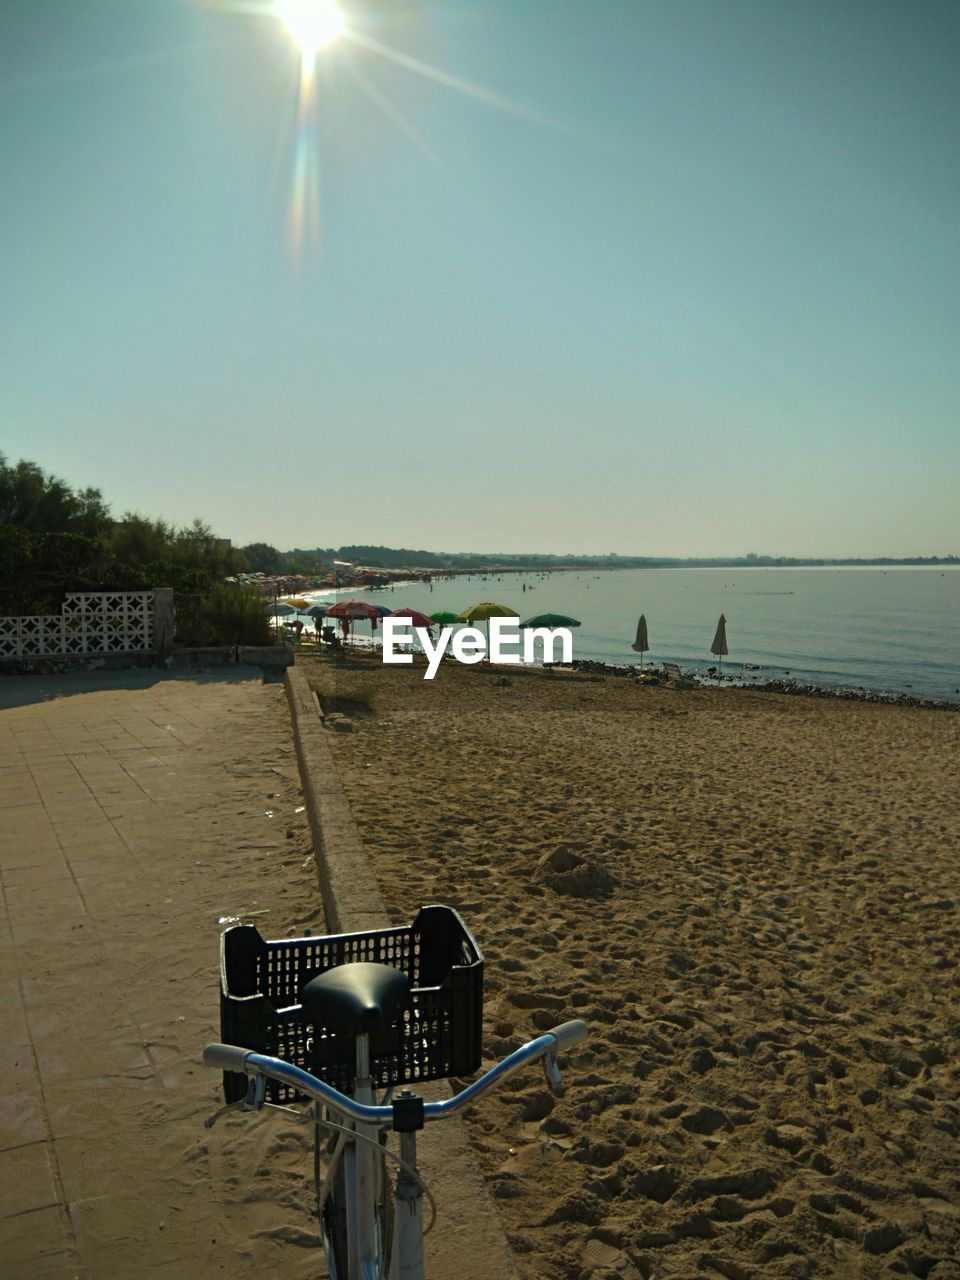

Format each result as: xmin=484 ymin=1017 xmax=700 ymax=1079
xmin=67 ymin=1195 xmax=188 ymax=1275
xmin=0 ymin=1040 xmax=37 ymax=1096
xmin=44 ymin=1075 xmax=151 ymax=1141
xmin=0 ymin=777 xmax=42 ymax=807
xmin=33 ymin=1026 xmax=152 ymax=1081
xmin=0 ymin=841 xmax=62 ymax=872
xmin=5 ymin=880 xmax=86 ymax=911
xmin=1 ymin=861 xmax=75 ymax=888
xmin=54 ymin=1130 xmax=157 ymax=1203
xmin=53 ymin=823 xmax=120 ymax=851
xmin=0 ymin=1088 xmax=46 ymax=1150
xmin=1 ymin=802 xmax=54 ymax=833
xmin=0 ymin=1141 xmax=58 ymax=1218
xmin=0 ymin=979 xmax=30 ymax=1040
xmin=8 ymin=910 xmax=91 ymax=948
xmin=0 ymin=1204 xmax=75 ymax=1277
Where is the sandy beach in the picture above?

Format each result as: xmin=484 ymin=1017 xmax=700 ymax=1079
xmin=305 ymin=653 xmax=960 ymax=1280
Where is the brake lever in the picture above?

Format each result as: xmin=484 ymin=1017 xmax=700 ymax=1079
xmin=204 ymin=1073 xmax=266 ymax=1128
xmin=542 ymin=1051 xmax=563 ymax=1092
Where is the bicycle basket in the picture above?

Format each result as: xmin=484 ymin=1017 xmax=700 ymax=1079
xmin=218 ymin=904 xmax=483 ymax=1103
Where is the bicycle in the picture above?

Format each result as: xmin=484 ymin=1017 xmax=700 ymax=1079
xmin=203 ymin=906 xmax=588 ymax=1280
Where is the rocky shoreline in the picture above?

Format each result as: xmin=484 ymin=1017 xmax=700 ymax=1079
xmin=569 ymin=658 xmax=960 ymax=711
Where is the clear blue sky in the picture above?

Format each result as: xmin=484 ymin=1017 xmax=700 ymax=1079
xmin=2 ymin=1 xmax=957 ymax=556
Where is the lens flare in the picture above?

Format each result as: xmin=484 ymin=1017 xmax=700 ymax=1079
xmin=276 ymin=0 xmax=343 ymax=63
xmin=288 ymin=57 xmax=321 ymax=264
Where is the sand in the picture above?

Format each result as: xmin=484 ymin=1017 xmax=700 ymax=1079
xmin=305 ymin=653 xmax=960 ymax=1280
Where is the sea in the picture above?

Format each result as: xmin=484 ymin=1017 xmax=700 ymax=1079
xmin=301 ymin=567 xmax=960 ymax=704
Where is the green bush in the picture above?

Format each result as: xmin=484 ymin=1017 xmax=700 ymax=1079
xmin=175 ymin=584 xmax=275 ymax=647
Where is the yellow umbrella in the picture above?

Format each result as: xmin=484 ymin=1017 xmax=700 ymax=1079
xmin=283 ymin=597 xmax=311 ymax=611
xmin=456 ymin=602 xmax=513 ymax=622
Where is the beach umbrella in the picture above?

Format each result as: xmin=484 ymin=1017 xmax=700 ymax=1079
xmin=456 ymin=602 xmax=514 ymax=659
xmin=389 ymin=607 xmax=436 ymax=630
xmin=284 ymin=598 xmax=311 ymax=611
xmin=430 ymin=611 xmax=459 ymax=624
xmin=304 ymin=605 xmax=327 ymax=618
xmin=631 ymin=614 xmax=649 ymax=667
xmin=456 ymin=602 xmax=513 ymax=623
xmin=326 ymin=599 xmax=379 ymax=641
xmin=519 ymin=613 xmax=581 ymax=628
xmin=266 ymin=601 xmax=297 ymax=636
xmin=327 ymin=600 xmax=378 ymax=618
xmin=711 ymin=614 xmax=728 ymax=675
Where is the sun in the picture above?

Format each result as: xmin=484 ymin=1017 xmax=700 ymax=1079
xmin=276 ymin=0 xmax=344 ymax=60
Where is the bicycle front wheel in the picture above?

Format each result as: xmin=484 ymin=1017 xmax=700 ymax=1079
xmin=318 ymin=1123 xmax=393 ymax=1279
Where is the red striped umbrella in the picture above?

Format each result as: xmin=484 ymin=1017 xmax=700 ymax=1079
xmin=388 ymin=607 xmax=436 ymax=630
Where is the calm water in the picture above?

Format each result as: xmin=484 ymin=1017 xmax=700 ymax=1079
xmin=305 ymin=567 xmax=960 ymax=702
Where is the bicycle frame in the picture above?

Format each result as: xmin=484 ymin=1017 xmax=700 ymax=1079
xmin=204 ymin=1020 xmax=587 ymax=1280
xmin=345 ymin=1031 xmax=382 ymax=1280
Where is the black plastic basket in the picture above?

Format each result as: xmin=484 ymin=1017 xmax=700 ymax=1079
xmin=218 ymin=904 xmax=483 ymax=1103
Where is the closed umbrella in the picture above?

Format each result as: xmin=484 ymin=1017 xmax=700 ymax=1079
xmin=711 ymin=614 xmax=728 ymax=675
xmin=631 ymin=614 xmax=649 ymax=667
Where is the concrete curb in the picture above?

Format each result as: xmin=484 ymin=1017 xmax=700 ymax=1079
xmin=284 ymin=665 xmax=522 ymax=1280
xmin=285 ymin=665 xmax=391 ymax=934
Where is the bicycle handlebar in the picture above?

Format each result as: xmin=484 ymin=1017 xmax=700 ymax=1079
xmin=203 ymin=1019 xmax=588 ymax=1130
xmin=203 ymin=1043 xmax=253 ymax=1074
xmin=547 ymin=1020 xmax=589 ymax=1051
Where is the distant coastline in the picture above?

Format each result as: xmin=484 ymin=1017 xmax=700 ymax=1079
xmin=316 ymin=544 xmax=959 ymax=573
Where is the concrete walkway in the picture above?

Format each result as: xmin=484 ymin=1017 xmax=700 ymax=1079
xmin=0 ymin=668 xmax=521 ymax=1280
xmin=0 ymin=669 xmax=322 ymax=1279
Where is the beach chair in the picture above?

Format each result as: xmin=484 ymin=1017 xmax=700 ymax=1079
xmin=662 ymin=661 xmax=696 ymax=689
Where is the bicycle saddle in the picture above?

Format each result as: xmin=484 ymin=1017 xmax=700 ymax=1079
xmin=301 ymin=963 xmax=410 ymax=1036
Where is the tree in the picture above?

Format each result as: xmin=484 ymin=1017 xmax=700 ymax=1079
xmin=0 ymin=454 xmax=111 ymax=538
xmin=240 ymin=542 xmax=283 ymax=575
xmin=109 ymin=514 xmax=176 ymax=565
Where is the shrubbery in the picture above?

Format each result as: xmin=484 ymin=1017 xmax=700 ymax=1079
xmin=1 ymin=455 xmax=284 ymax=647
xmin=174 ymin=584 xmax=275 ymax=648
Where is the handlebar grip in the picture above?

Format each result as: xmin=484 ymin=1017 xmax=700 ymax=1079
xmin=546 ymin=1020 xmax=589 ymax=1051
xmin=203 ymin=1043 xmax=253 ymax=1073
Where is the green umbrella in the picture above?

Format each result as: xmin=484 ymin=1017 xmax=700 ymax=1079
xmin=456 ymin=602 xmax=513 ymax=622
xmin=519 ymin=613 xmax=581 ymax=628
xmin=430 ymin=611 xmax=459 ymax=624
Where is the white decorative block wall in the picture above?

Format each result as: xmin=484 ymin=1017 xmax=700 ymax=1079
xmin=0 ymin=592 xmax=155 ymax=659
